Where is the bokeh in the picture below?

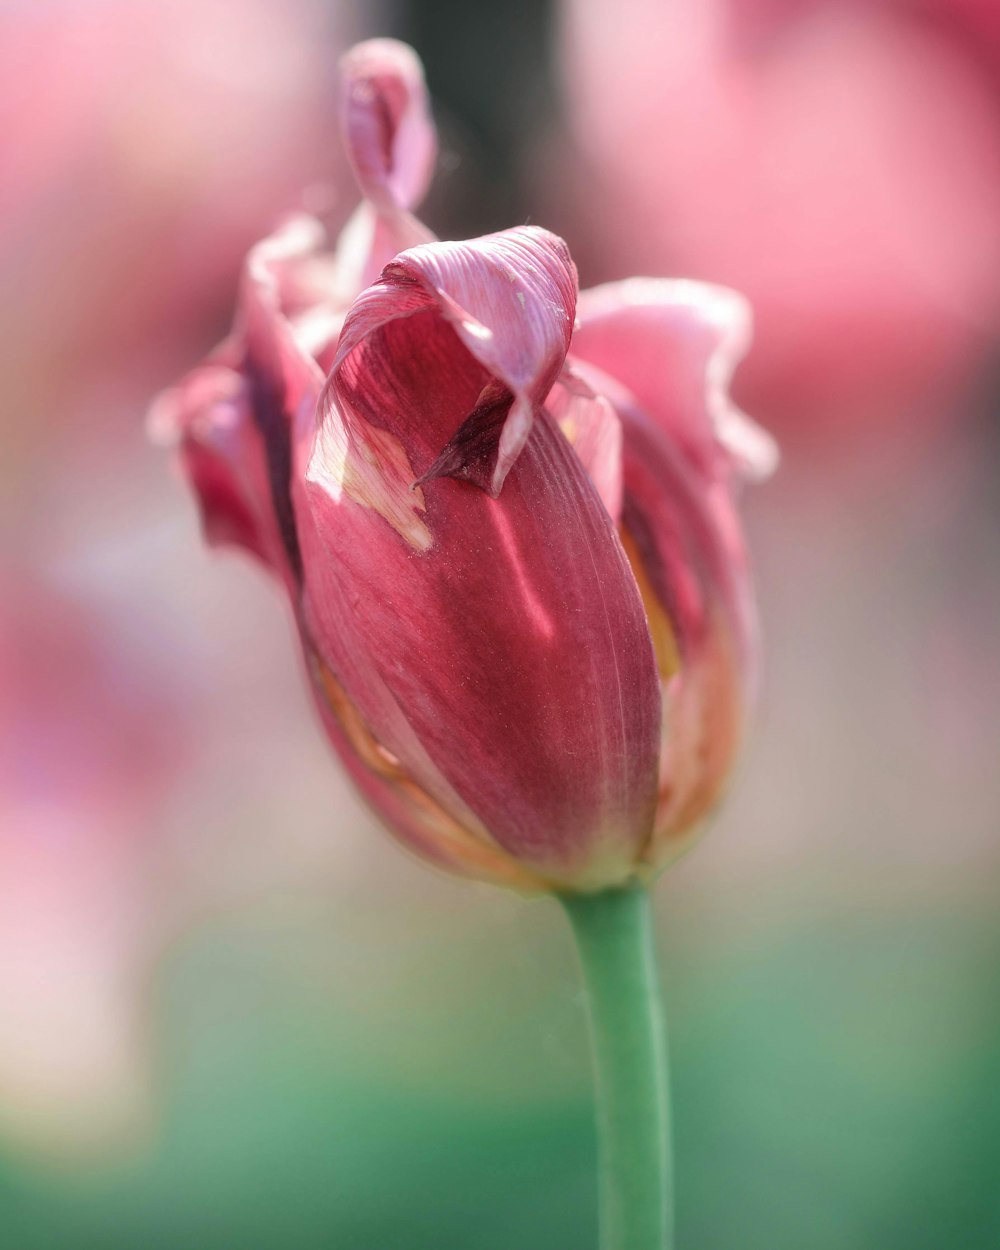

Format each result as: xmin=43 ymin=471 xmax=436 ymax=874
xmin=3 ymin=1 xmax=999 ymax=1247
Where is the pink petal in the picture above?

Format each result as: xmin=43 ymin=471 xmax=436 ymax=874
xmin=614 ymin=384 xmax=760 ymax=865
xmin=149 ymin=362 xmax=273 ymax=566
xmin=149 ymin=216 xmax=327 ymax=584
xmin=296 ymin=239 xmax=660 ymax=887
xmin=339 ymin=38 xmax=437 ymax=215
xmin=303 ymin=643 xmax=545 ymax=890
xmin=546 ymin=365 xmax=624 ymax=521
xmin=333 ymin=40 xmax=439 ymax=293
xmin=568 ymin=278 xmax=771 ymax=861
xmin=573 ymin=279 xmax=778 ymax=483
xmin=335 ymin=226 xmax=578 ymax=495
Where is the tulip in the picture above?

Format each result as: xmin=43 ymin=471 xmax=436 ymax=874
xmin=155 ymin=36 xmax=773 ymax=1250
xmin=155 ymin=37 xmax=774 ymax=895
xmin=155 ymin=49 xmax=773 ymax=897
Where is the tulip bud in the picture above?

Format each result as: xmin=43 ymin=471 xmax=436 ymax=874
xmin=153 ymin=40 xmax=774 ymax=893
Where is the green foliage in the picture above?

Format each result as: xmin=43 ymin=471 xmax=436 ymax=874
xmin=2 ymin=892 xmax=998 ymax=1249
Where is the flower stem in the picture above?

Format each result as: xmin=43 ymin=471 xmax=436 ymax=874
xmin=560 ymin=882 xmax=673 ymax=1250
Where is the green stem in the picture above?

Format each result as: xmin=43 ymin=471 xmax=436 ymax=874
xmin=560 ymin=883 xmax=673 ymax=1250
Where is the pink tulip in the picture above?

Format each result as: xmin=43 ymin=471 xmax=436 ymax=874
xmin=155 ymin=40 xmax=774 ymax=892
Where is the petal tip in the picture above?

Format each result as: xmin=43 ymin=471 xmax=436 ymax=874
xmin=339 ymin=38 xmax=437 ymax=213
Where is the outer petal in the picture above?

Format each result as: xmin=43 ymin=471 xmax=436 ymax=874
xmin=149 ymin=216 xmax=327 ymax=585
xmin=297 ymin=230 xmax=660 ymax=889
xmin=304 ymin=645 xmax=545 ymax=891
xmin=148 ymin=359 xmax=274 ymax=565
xmin=573 ymin=279 xmax=778 ymax=483
xmin=621 ymin=395 xmax=758 ymax=863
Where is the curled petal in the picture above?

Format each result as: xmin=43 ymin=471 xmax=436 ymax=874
xmin=333 ymin=39 xmax=439 ymax=294
xmin=573 ymin=279 xmax=778 ymax=483
xmin=340 ymin=38 xmax=437 ymax=214
xmin=334 ymin=227 xmax=578 ymax=495
xmin=297 ymin=248 xmax=660 ymax=887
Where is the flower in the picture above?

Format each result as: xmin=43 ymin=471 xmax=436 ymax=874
xmin=154 ymin=39 xmax=774 ymax=893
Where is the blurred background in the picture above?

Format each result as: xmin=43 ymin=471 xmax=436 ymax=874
xmin=3 ymin=0 xmax=1000 ymax=1246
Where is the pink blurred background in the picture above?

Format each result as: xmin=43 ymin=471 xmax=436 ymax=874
xmin=2 ymin=3 xmax=999 ymax=1244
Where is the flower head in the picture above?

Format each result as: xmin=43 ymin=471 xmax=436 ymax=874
xmin=153 ymin=39 xmax=774 ymax=892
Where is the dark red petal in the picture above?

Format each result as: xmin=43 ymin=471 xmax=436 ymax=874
xmin=150 ymin=217 xmax=327 ymax=585
xmin=334 ymin=227 xmax=578 ymax=495
xmin=297 ymin=247 xmax=660 ymax=886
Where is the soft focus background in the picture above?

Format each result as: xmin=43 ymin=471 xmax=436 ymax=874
xmin=3 ymin=1 xmax=1000 ymax=1246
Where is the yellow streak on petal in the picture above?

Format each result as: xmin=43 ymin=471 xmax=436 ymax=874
xmin=311 ymin=654 xmax=545 ymax=891
xmin=618 ymin=528 xmax=744 ymax=873
xmin=618 ymin=526 xmax=681 ymax=681
xmin=559 ymin=417 xmax=578 ymax=443
xmin=645 ymin=611 xmax=744 ymax=873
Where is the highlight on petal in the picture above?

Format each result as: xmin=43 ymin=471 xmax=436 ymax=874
xmin=339 ymin=38 xmax=437 ymax=213
xmin=333 ymin=226 xmax=578 ymax=495
xmin=573 ymin=279 xmax=778 ymax=483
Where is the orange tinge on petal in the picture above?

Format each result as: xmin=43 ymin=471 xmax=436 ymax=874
xmin=309 ymin=652 xmax=546 ymax=891
xmin=619 ymin=527 xmax=743 ymax=870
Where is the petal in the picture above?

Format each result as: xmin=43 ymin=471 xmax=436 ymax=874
xmin=296 ymin=249 xmax=660 ymax=888
xmin=613 ymin=386 xmax=760 ymax=865
xmin=339 ymin=38 xmax=437 ymax=214
xmin=573 ymin=279 xmax=778 ymax=483
xmin=335 ymin=227 xmax=578 ymax=495
xmin=149 ymin=361 xmax=274 ymax=566
xmin=333 ymin=40 xmax=439 ymax=295
xmin=546 ymin=365 xmax=624 ymax=521
xmin=304 ymin=644 xmax=545 ymax=891
xmin=150 ymin=216 xmax=327 ymax=584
